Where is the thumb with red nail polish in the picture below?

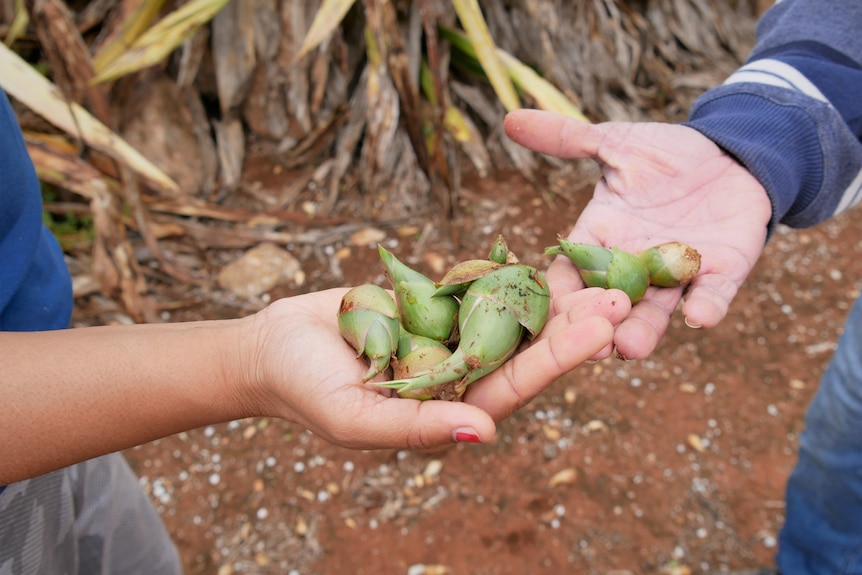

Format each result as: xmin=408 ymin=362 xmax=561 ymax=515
xmin=453 ymin=428 xmax=483 ymax=443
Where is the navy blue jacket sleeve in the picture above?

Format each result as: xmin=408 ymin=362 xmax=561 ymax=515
xmin=683 ymin=0 xmax=862 ymax=235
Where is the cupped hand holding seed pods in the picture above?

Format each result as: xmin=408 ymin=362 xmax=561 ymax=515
xmin=337 ymin=236 xmax=632 ymax=410
xmin=327 ymin=281 xmax=629 ymax=426
xmin=504 ymin=109 xmax=771 ymax=359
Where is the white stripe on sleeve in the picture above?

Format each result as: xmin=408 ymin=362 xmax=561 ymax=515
xmin=834 ymin=168 xmax=862 ymax=215
xmin=723 ymin=59 xmax=829 ymax=103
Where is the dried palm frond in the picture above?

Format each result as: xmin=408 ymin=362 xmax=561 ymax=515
xmin=450 ymin=0 xmax=518 ymax=112
xmin=0 ymin=0 xmax=760 ymax=321
xmin=92 ymin=0 xmax=229 ymax=84
xmin=440 ymin=25 xmax=589 ymax=121
xmin=0 ymin=41 xmax=178 ymax=193
xmin=295 ymin=0 xmax=357 ymax=62
xmin=3 ymin=0 xmax=27 ymax=45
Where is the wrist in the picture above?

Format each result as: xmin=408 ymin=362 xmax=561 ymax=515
xmin=216 ymin=313 xmax=271 ymax=420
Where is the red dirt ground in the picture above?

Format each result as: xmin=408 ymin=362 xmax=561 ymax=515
xmin=110 ymin=167 xmax=862 ymax=575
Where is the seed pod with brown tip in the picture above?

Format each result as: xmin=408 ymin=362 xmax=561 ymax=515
xmin=637 ymin=242 xmax=702 ymax=287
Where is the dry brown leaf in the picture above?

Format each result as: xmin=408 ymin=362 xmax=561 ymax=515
xmin=0 ymin=42 xmax=178 ymax=194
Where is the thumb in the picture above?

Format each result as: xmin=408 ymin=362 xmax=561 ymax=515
xmin=504 ymin=109 xmax=603 ymax=160
xmin=341 ymin=398 xmax=497 ymax=450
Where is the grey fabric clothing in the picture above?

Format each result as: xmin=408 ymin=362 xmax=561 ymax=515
xmin=0 ymin=453 xmax=181 ymax=575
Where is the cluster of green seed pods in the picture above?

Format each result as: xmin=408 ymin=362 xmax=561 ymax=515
xmin=544 ymin=238 xmax=702 ymax=303
xmin=337 ymin=235 xmax=551 ymax=401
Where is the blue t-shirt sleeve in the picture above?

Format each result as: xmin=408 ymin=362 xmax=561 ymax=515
xmin=0 ymin=89 xmax=73 ymax=332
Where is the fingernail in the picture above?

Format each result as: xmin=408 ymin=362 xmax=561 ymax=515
xmin=453 ymin=428 xmax=482 ymax=443
xmin=684 ymin=316 xmax=702 ymax=329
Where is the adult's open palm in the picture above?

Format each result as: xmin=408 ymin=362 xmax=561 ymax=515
xmin=505 ymin=109 xmax=773 ymax=359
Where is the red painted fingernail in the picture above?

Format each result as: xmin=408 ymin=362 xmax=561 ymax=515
xmin=453 ymin=429 xmax=482 ymax=443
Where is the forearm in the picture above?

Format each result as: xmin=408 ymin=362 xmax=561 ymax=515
xmin=0 ymin=317 xmax=258 ymax=483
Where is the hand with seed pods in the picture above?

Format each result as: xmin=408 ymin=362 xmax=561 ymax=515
xmin=504 ymin=109 xmax=771 ymax=360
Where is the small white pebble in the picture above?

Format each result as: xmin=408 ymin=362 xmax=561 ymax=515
xmin=343 ymin=461 xmax=355 ymax=472
xmin=208 ymin=473 xmax=220 ymax=485
xmin=630 ymin=377 xmax=642 ymax=388
xmin=257 ymin=508 xmax=268 ymax=520
xmin=704 ymin=383 xmax=716 ymax=395
xmin=697 ymin=527 xmax=708 ymax=538
xmin=204 ymin=426 xmax=216 ymax=437
xmin=767 ymin=404 xmax=779 ymax=416
xmin=293 ymin=462 xmax=306 ymax=474
xmin=550 ymin=518 xmax=561 ymax=529
xmin=266 ymin=456 xmax=276 ymax=467
xmin=554 ymin=504 xmax=566 ymax=516
xmin=763 ymin=535 xmax=777 ymax=548
xmin=673 ymin=546 xmax=685 ymax=559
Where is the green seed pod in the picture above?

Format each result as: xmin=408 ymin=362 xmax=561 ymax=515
xmin=378 ymin=245 xmax=459 ymax=342
xmin=545 ymin=239 xmax=649 ymax=304
xmin=637 ymin=242 xmax=702 ymax=287
xmin=377 ymin=264 xmax=551 ymax=398
xmin=395 ymin=330 xmax=451 ymax=360
xmin=392 ymin=337 xmax=453 ymax=400
xmin=545 ymin=240 xmax=612 ymax=270
xmin=394 ymin=280 xmax=460 ymax=342
xmin=338 ymin=284 xmax=400 ymax=381
xmin=488 ymin=234 xmax=510 ymax=265
xmin=378 ymin=244 xmax=432 ymax=284
xmin=605 ymin=247 xmax=650 ymax=304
